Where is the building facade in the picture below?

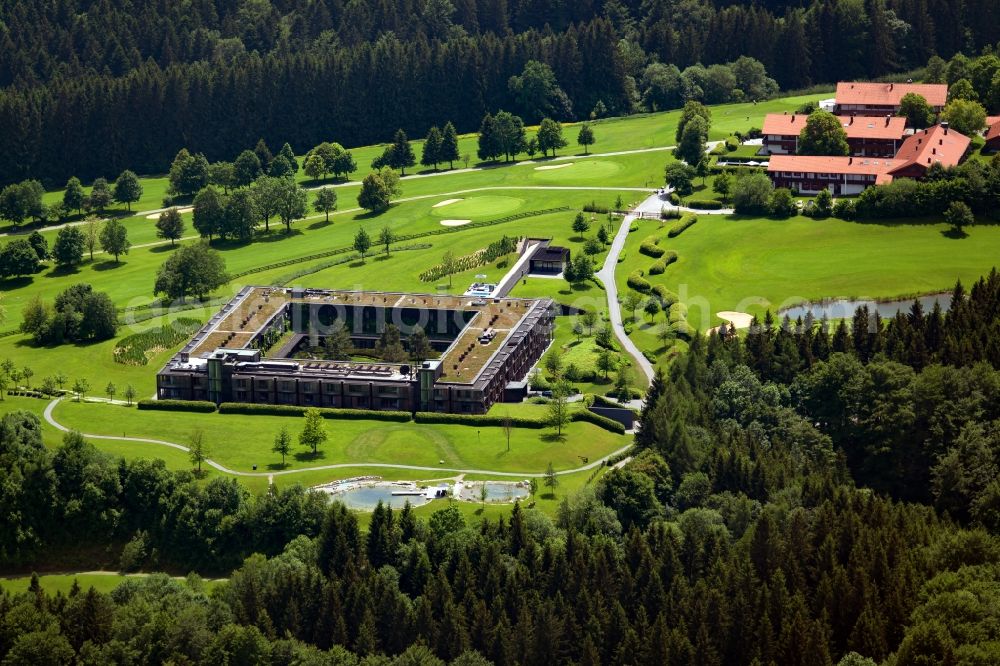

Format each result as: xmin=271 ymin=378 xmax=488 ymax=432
xmin=157 ymin=287 xmax=555 ymax=414
xmin=762 ymin=113 xmax=907 ymax=157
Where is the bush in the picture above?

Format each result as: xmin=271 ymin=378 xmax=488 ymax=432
xmin=671 ymin=320 xmax=696 ymax=340
xmin=685 ymin=199 xmax=723 ymax=210
xmin=725 ymin=137 xmax=739 ymax=151
xmin=660 ymin=207 xmax=681 ymax=220
xmin=628 ymin=221 xmax=639 ymax=232
xmin=769 ymin=188 xmax=797 ymax=218
xmin=668 ymin=302 xmax=688 ymax=323
xmin=668 ymin=192 xmax=680 ymax=205
xmin=667 ymin=214 xmax=698 ymax=238
xmin=570 ymin=409 xmax=626 ymax=434
xmin=833 ymin=198 xmax=856 ymax=220
xmin=648 ymin=251 xmax=678 ymax=275
xmin=652 ymin=284 xmax=678 ymax=307
xmin=583 ymin=201 xmax=609 ymax=214
xmin=639 ymin=236 xmax=665 ymax=257
xmin=137 ymin=399 xmax=217 ymax=413
xmin=413 ymin=412 xmax=545 ymax=428
xmin=627 ymin=270 xmax=651 ymax=292
xmin=709 ymin=143 xmax=726 ymax=156
xmin=218 ymin=402 xmax=411 ymax=421
xmin=745 ymin=127 xmax=763 ymax=140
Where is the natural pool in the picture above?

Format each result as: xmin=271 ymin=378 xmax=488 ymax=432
xmin=316 ymin=478 xmax=446 ymax=511
xmin=458 ymin=481 xmax=530 ymax=503
xmin=779 ymin=292 xmax=951 ymax=321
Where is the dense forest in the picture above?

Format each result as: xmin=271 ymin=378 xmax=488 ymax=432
xmin=2 ymin=0 xmax=1000 ymax=185
xmin=5 ymin=271 xmax=1000 ymax=663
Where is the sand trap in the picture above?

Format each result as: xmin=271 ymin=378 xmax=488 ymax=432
xmin=146 ymin=206 xmax=192 ymax=219
xmin=534 ymin=163 xmax=573 ymax=171
xmin=716 ymin=311 xmax=754 ymax=329
xmin=432 ymin=198 xmax=463 ymax=208
xmin=439 ymin=219 xmax=471 ymax=227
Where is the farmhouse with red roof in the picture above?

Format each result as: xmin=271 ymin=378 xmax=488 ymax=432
xmin=762 ymin=112 xmax=907 ymax=157
xmin=834 ymin=81 xmax=948 ymax=115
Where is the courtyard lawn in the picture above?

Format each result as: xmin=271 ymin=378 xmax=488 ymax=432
xmin=50 ymin=400 xmax=629 ymax=475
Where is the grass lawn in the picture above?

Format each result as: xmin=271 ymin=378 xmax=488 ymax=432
xmin=650 ymin=213 xmax=1000 ymax=331
xmin=50 ymin=400 xmax=628 ymax=475
xmin=0 ymin=573 xmax=224 ymax=596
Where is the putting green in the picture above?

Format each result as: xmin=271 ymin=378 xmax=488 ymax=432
xmin=430 ymin=195 xmax=525 ymax=218
xmin=531 ymin=160 xmax=622 ymax=182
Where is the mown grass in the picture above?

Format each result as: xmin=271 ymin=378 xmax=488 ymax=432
xmin=50 ymin=400 xmax=628 ymax=475
xmin=0 ymin=573 xmax=224 ymax=596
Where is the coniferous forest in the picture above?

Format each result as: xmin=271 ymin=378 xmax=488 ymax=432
xmin=5 ymin=273 xmax=1000 ymax=664
xmin=2 ymin=0 xmax=1000 ymax=185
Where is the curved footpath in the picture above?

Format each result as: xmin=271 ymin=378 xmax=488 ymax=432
xmin=596 ymin=201 xmax=658 ymax=386
xmin=43 ymin=397 xmax=632 ymax=480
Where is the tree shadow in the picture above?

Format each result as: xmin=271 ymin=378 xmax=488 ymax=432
xmin=541 ymin=432 xmax=566 ymax=443
xmin=349 ymin=260 xmax=366 ymax=268
xmin=93 ymin=260 xmax=126 ymax=271
xmin=542 ymin=492 xmax=557 ymax=500
xmin=308 ymin=219 xmax=333 ymax=230
xmin=941 ymin=227 xmax=968 ymax=239
xmin=0 ymin=276 xmax=34 ymax=291
xmin=293 ymin=450 xmax=327 ymax=462
xmin=149 ymin=243 xmax=181 ymax=253
xmin=267 ymin=461 xmax=291 ymax=471
xmin=44 ymin=265 xmax=81 ymax=278
xmin=373 ymin=254 xmax=390 ymax=262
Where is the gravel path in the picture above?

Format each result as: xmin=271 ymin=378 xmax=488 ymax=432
xmin=43 ymin=397 xmax=632 ymax=479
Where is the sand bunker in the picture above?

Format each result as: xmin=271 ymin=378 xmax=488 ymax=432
xmin=432 ymin=198 xmax=463 ymax=208
xmin=534 ymin=163 xmax=573 ymax=171
xmin=439 ymin=219 xmax=471 ymax=227
xmin=146 ymin=206 xmax=192 ymax=219
xmin=716 ymin=311 xmax=754 ymax=329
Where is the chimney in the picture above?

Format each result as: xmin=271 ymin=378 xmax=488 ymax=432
xmin=939 ymin=139 xmax=943 ymax=145
xmin=927 ymin=158 xmax=931 ymax=164
xmin=885 ymin=116 xmax=890 ymax=126
xmin=889 ymin=83 xmax=894 ymax=91
xmin=849 ymin=157 xmax=853 ymax=164
xmin=932 ymin=148 xmax=936 ymax=155
xmin=849 ymin=116 xmax=854 ymax=125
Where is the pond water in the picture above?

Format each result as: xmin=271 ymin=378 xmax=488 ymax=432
xmin=331 ymin=485 xmax=434 ymax=511
xmin=458 ymin=481 xmax=530 ymax=503
xmin=779 ymin=293 xmax=951 ymax=321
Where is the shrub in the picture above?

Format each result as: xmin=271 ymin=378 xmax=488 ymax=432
xmin=413 ymin=412 xmax=545 ymax=428
xmin=668 ymin=191 xmax=680 ymax=205
xmin=583 ymin=201 xmax=609 ymax=214
xmin=685 ymin=199 xmax=723 ymax=210
xmin=628 ymin=221 xmax=639 ymax=232
xmin=652 ymin=285 xmax=678 ymax=307
xmin=667 ymin=214 xmax=698 ymax=238
xmin=668 ymin=302 xmax=688 ymax=323
xmin=725 ymin=137 xmax=739 ymax=151
xmin=137 ymin=399 xmax=217 ymax=413
xmin=709 ymin=143 xmax=726 ymax=156
xmin=114 ymin=318 xmax=203 ymax=366
xmin=745 ymin=127 xmax=763 ymax=140
xmin=627 ymin=270 xmax=651 ymax=292
xmin=671 ymin=320 xmax=696 ymax=340
xmin=639 ymin=236 xmax=665 ymax=257
xmin=218 ymin=402 xmax=411 ymax=421
xmin=833 ymin=198 xmax=856 ymax=220
xmin=648 ymin=251 xmax=677 ymax=275
xmin=570 ymin=409 xmax=626 ymax=434
xmin=660 ymin=208 xmax=681 ymax=220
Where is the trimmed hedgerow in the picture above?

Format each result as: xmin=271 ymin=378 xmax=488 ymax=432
xmin=627 ymin=270 xmax=651 ymax=292
xmin=570 ymin=409 xmax=627 ymax=434
xmin=639 ymin=236 xmax=665 ymax=257
xmin=685 ymin=199 xmax=724 ymax=210
xmin=648 ymin=251 xmax=678 ymax=275
xmin=413 ymin=412 xmax=546 ymax=428
xmin=667 ymin=214 xmax=698 ymax=238
xmin=137 ymin=399 xmax=217 ymax=413
xmin=218 ymin=402 xmax=411 ymax=421
xmin=652 ymin=285 xmax=678 ymax=307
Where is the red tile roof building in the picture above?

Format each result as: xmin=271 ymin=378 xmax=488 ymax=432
xmin=768 ymin=155 xmax=897 ymax=195
xmin=766 ymin=124 xmax=969 ymax=194
xmin=834 ymin=82 xmax=948 ymax=115
xmin=762 ymin=112 xmax=907 ymax=157
xmin=985 ymin=118 xmax=1000 ymax=152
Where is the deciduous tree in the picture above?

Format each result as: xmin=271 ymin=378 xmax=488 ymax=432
xmin=113 ymin=170 xmax=143 ymax=211
xmin=156 ymin=208 xmax=185 ymax=246
xmin=99 ymin=219 xmax=130 ymax=262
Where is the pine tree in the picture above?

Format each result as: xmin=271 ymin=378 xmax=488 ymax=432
xmin=441 ymin=121 xmax=461 ymax=169
xmin=389 ymin=129 xmax=416 ymax=175
xmin=422 ymin=126 xmax=443 ymax=169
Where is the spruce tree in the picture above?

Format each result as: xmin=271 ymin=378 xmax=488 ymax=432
xmin=421 ymin=126 xmax=443 ymax=169
xmin=440 ymin=121 xmax=461 ymax=169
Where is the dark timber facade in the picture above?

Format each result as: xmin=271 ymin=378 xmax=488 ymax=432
xmin=157 ymin=286 xmax=555 ymax=414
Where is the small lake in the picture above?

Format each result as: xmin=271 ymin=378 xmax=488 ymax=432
xmin=332 ymin=485 xmax=434 ymax=511
xmin=482 ymin=482 xmax=529 ymax=502
xmin=780 ymin=293 xmax=951 ymax=321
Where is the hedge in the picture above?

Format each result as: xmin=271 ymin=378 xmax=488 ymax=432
xmin=627 ymin=270 xmax=651 ymax=292
xmin=413 ymin=412 xmax=546 ymax=428
xmin=639 ymin=237 xmax=665 ymax=257
xmin=668 ymin=302 xmax=688 ymax=324
xmin=667 ymin=214 xmax=698 ymax=238
xmin=583 ymin=201 xmax=609 ymax=214
xmin=685 ymin=199 xmax=724 ymax=210
xmin=649 ymin=251 xmax=678 ymax=274
xmin=218 ymin=402 xmax=411 ymax=421
xmin=137 ymin=399 xmax=217 ymax=413
xmin=571 ymin=409 xmax=627 ymax=434
xmin=671 ymin=320 xmax=696 ymax=341
xmin=725 ymin=137 xmax=739 ymax=151
xmin=660 ymin=208 xmax=682 ymax=220
xmin=668 ymin=192 xmax=680 ymax=205
xmin=709 ymin=143 xmax=726 ymax=155
xmin=652 ymin=285 xmax=678 ymax=307
xmin=591 ymin=394 xmax=640 ymax=413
